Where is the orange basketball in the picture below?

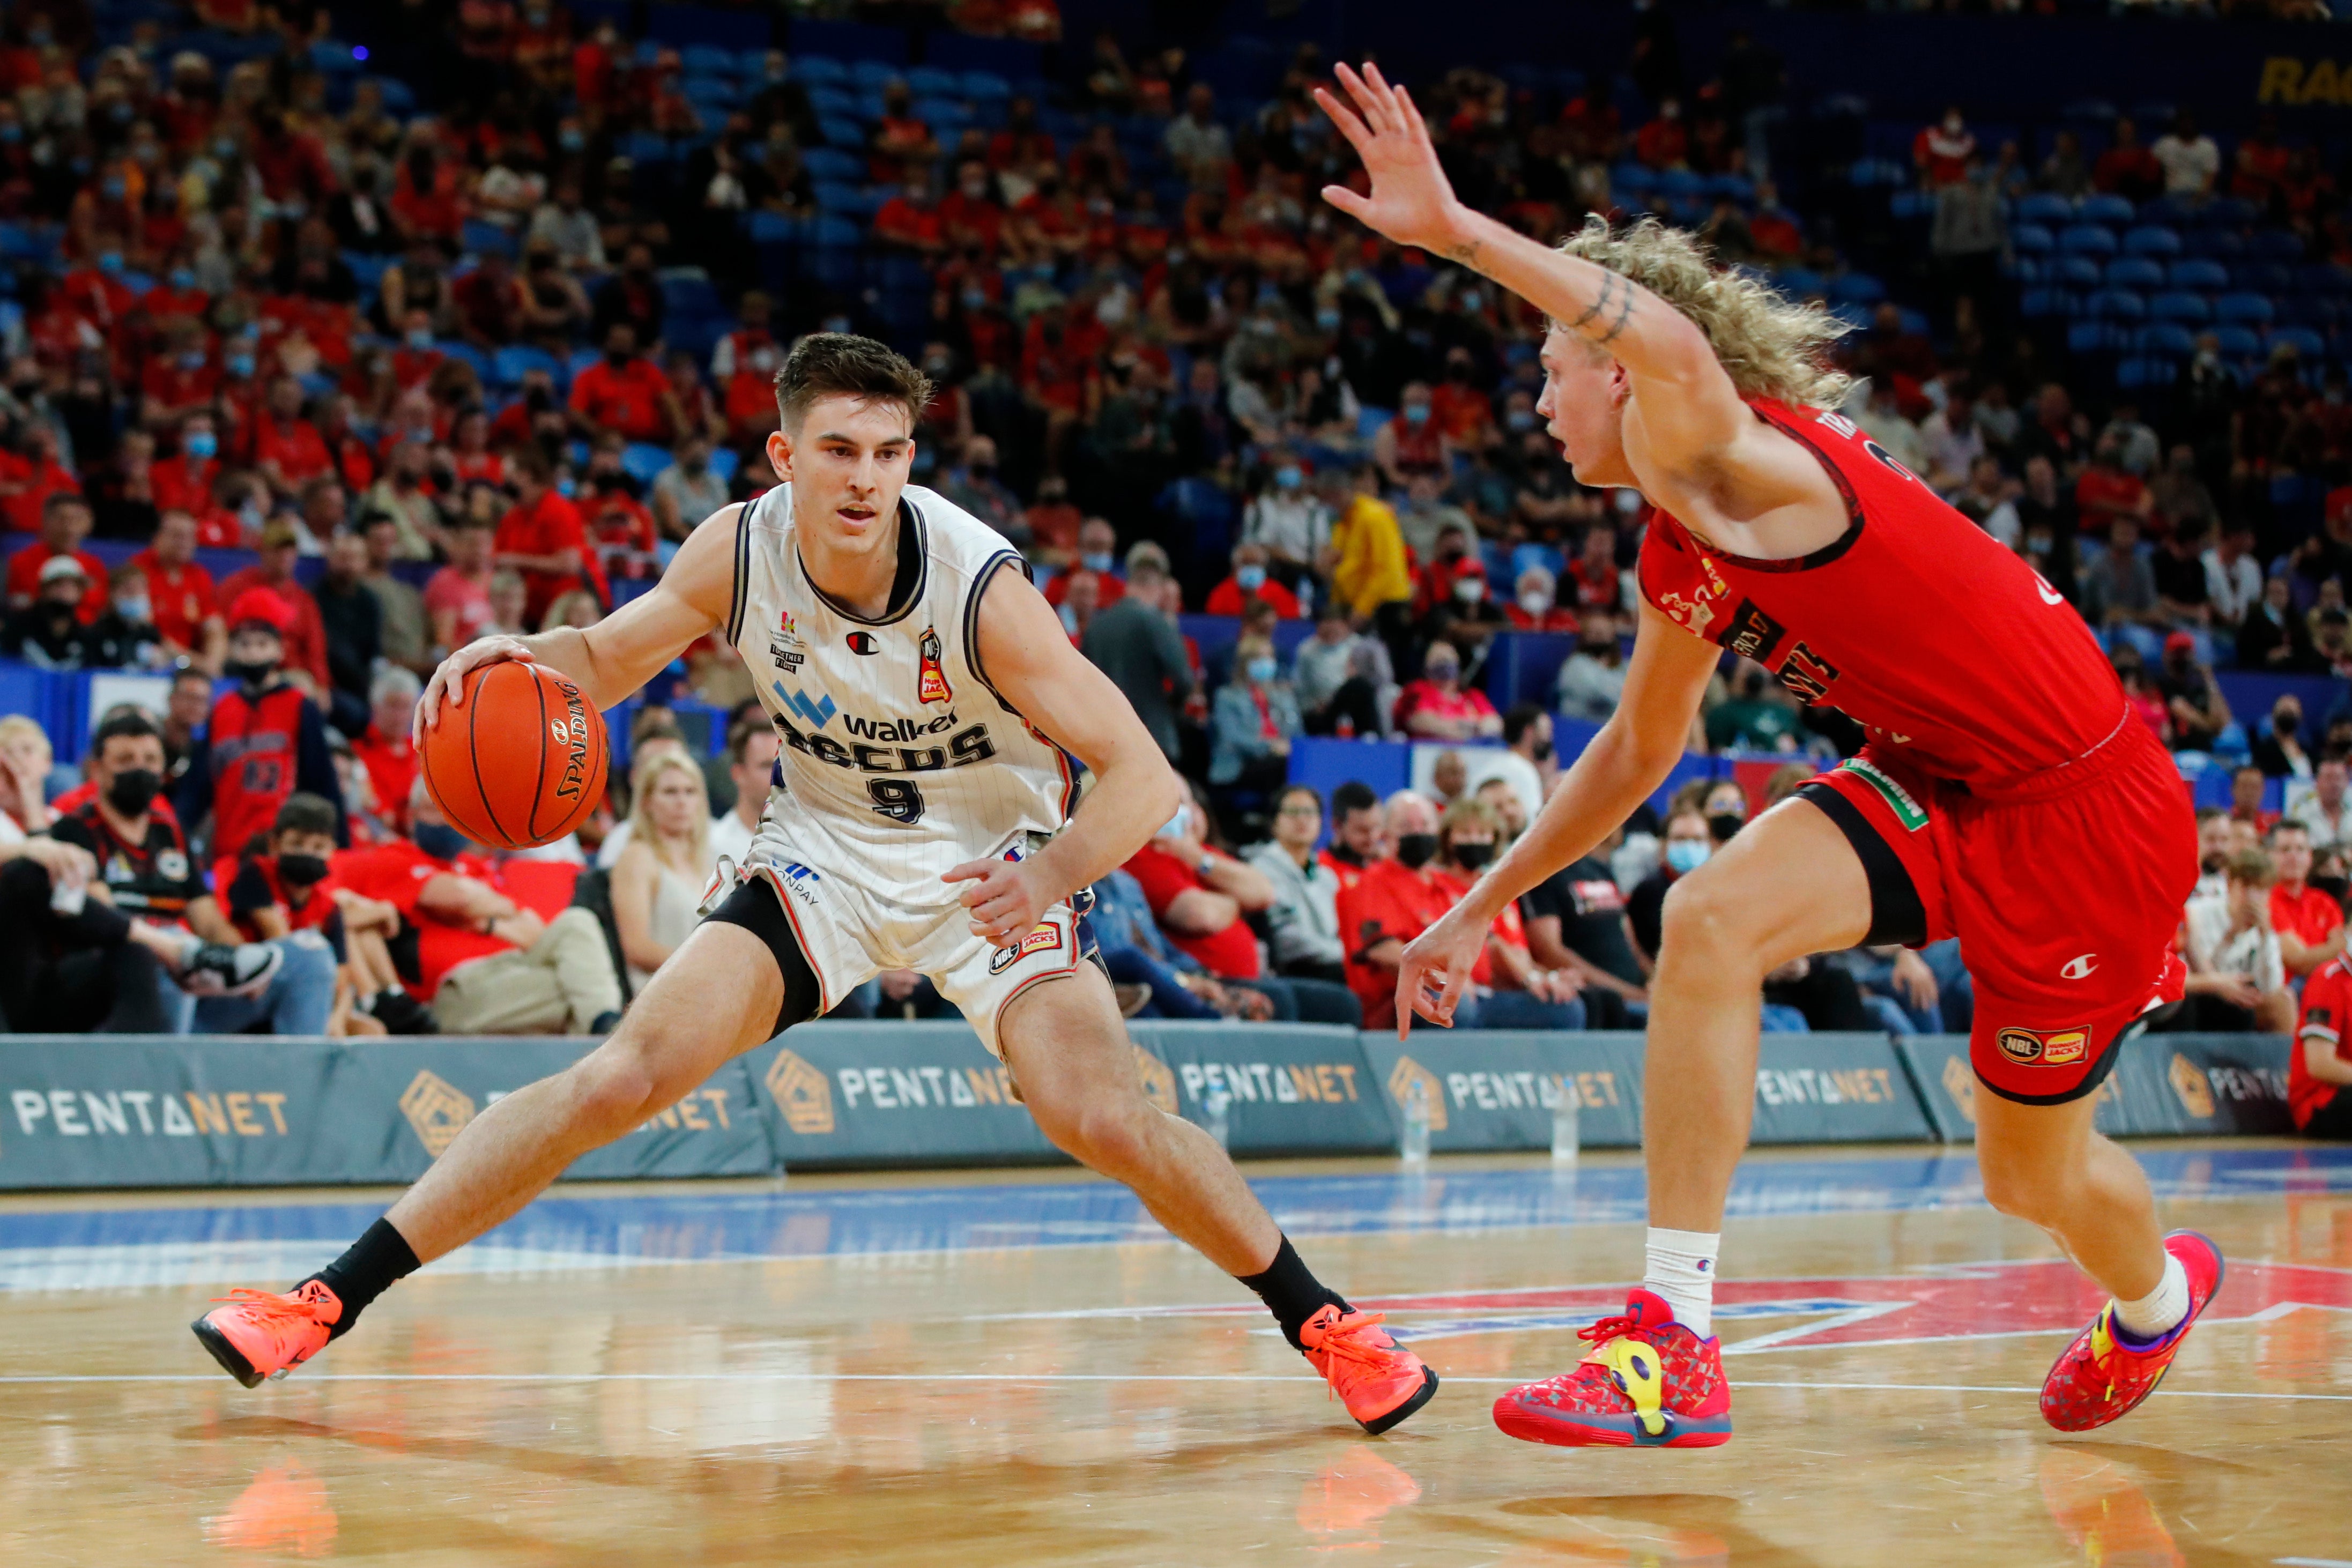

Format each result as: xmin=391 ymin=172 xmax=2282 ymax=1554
xmin=418 ymin=661 xmax=610 ymax=850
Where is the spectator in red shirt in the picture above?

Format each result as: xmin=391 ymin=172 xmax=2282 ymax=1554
xmin=2267 ymin=820 xmax=2345 ymax=979
xmin=454 ymin=247 xmax=529 ymax=346
xmin=0 ymin=423 xmax=83 ymax=535
xmin=939 ymin=159 xmax=1006 ymax=255
xmin=217 ymin=522 xmax=335 ymax=697
xmin=140 ymin=318 xmax=217 ymax=426
xmin=1333 ymin=789 xmax=1456 ymax=1029
xmin=495 ymin=447 xmax=603 ymax=626
xmin=253 ymin=375 xmax=332 ymax=499
xmin=873 ymin=169 xmax=947 ymax=255
xmin=2094 ymin=116 xmax=2163 ymax=203
xmin=1568 ymin=524 xmax=1623 ymax=614
xmin=2229 ymin=762 xmax=2281 ymax=838
xmin=153 ymin=413 xmax=221 ymax=517
xmin=2075 ymin=436 xmax=2154 ymax=538
xmin=2292 ymin=954 xmax=2352 ymax=1138
xmin=1506 ymin=565 xmax=1579 ymax=632
xmin=425 ymin=515 xmax=498 ymax=655
xmin=129 ymin=508 xmax=224 ymax=669
xmin=4 ymin=492 xmax=107 ymax=621
xmin=1428 ymin=797 xmax=1586 ymax=1028
xmin=1428 ymin=348 xmax=1497 ymax=449
xmin=1394 ymin=639 xmax=1501 ymax=741
xmin=1204 ymin=541 xmax=1304 ymax=618
xmin=568 ymin=322 xmax=678 ymax=445
xmin=1912 ymin=106 xmax=1976 ymax=189
xmin=332 ymin=779 xmax=621 ymax=1034
xmin=1374 ymin=381 xmax=1451 ymax=488
xmin=1634 ymin=99 xmax=1689 ymax=170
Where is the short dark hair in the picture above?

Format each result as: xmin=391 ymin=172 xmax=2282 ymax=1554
xmin=1331 ymin=779 xmax=1379 ymax=821
xmin=774 ymin=332 xmax=932 ymax=433
xmin=1273 ymin=783 xmax=1321 ymax=817
xmin=92 ymin=710 xmax=161 ymax=754
xmin=1502 ymin=702 xmax=1547 ymax=747
xmin=273 ymin=791 xmax=338 ymax=839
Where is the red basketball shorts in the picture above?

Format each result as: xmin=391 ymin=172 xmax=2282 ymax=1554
xmin=1795 ymin=717 xmax=2197 ymax=1105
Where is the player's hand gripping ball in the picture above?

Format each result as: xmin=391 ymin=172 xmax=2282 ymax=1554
xmin=419 ymin=660 xmax=610 ymax=849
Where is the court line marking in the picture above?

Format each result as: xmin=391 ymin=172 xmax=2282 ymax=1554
xmin=3 ymin=1374 xmax=2347 ymax=1402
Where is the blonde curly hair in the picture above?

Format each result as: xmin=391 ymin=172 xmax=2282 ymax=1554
xmin=1554 ymin=214 xmax=1855 ymax=410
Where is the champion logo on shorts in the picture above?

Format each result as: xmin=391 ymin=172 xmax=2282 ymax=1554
xmin=1836 ymin=758 xmax=1929 ymax=833
xmin=2060 ymin=954 xmax=2099 ymax=980
xmin=1995 ymin=1025 xmax=2091 ymax=1066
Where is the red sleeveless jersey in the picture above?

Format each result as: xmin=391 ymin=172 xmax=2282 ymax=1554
xmin=206 ymin=683 xmax=309 ymax=864
xmin=1637 ymin=399 xmax=2125 ymax=793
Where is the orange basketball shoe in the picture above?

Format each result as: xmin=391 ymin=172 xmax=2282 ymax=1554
xmin=1299 ymin=1305 xmax=1440 ymax=1435
xmin=191 ymin=1281 xmax=343 ymax=1388
xmin=1492 ymin=1289 xmax=1732 ymax=1448
xmin=2040 ymin=1232 xmax=2223 ymax=1433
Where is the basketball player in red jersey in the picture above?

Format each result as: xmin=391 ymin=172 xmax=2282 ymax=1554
xmin=1319 ymin=65 xmax=2217 ymax=1446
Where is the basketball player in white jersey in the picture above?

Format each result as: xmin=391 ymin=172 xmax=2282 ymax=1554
xmin=192 ymin=335 xmax=1437 ymax=1436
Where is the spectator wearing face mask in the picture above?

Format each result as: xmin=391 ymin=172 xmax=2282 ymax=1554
xmin=1430 ymin=797 xmax=1586 ymax=1030
xmin=1627 ymin=807 xmax=1712 ymax=966
xmin=1556 ymin=611 xmax=1630 ymax=723
xmin=2252 ymin=698 xmax=2312 ymax=780
xmin=177 ymin=590 xmax=346 ymax=870
xmin=1 ymin=555 xmax=102 ymax=667
xmin=2159 ymin=630 xmax=2232 ymax=752
xmin=1423 ymin=556 xmax=1507 ymax=660
xmin=1080 ymin=543 xmax=1191 ymax=763
xmin=224 ymin=791 xmax=431 ymax=1035
xmin=1240 ymin=457 xmax=1333 ymax=583
xmin=1507 ymin=566 xmax=1579 ymax=632
xmin=1206 ymin=540 xmax=1303 ymax=617
xmin=1210 ymin=632 xmax=1300 ymax=796
xmin=1374 ymin=381 xmax=1452 ymax=491
xmin=1395 ymin=639 xmax=1500 ymax=741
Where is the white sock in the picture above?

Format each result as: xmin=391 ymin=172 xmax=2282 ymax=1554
xmin=1643 ymin=1227 xmax=1720 ymax=1339
xmin=2113 ymin=1253 xmax=2189 ymax=1343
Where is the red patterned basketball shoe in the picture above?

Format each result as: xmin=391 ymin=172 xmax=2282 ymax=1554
xmin=1492 ymin=1288 xmax=1732 ymax=1448
xmin=1299 ymin=1305 xmax=1440 ymax=1435
xmin=2040 ymin=1231 xmax=2224 ymax=1433
xmin=191 ymin=1281 xmax=343 ymax=1388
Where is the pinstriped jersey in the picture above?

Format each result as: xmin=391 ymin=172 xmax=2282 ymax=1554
xmin=725 ymin=481 xmax=1074 ymax=890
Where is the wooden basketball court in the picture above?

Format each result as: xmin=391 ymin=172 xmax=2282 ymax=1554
xmin=3 ymin=1141 xmax=2347 ymax=1565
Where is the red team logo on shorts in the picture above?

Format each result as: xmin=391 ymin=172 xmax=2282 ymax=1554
xmin=1995 ymin=1026 xmax=2091 ymax=1066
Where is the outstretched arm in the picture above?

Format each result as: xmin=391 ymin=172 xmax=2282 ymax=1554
xmin=417 ymin=501 xmax=740 ymax=740
xmin=944 ymin=562 xmax=1185 ymax=947
xmin=1315 ymin=64 xmax=1751 ymax=469
xmin=1392 ymin=599 xmax=1718 ymax=1032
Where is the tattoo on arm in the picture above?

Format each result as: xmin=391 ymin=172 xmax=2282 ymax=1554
xmin=1445 ymin=238 xmax=1482 ymax=267
xmin=1598 ymin=284 xmax=1637 ymax=344
xmin=1568 ymin=274 xmax=1617 ymax=331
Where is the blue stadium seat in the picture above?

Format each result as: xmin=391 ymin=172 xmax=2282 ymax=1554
xmin=906 ymin=66 xmax=959 ymax=95
xmin=2149 ymin=291 xmax=2211 ymax=324
xmin=819 ymin=118 xmax=866 ymax=148
xmin=1776 ymin=266 xmax=1825 ymax=295
xmin=2236 ymin=262 xmax=2292 ymax=295
xmin=2078 ymin=194 xmax=2135 ymax=226
xmin=2106 ymin=258 xmax=2164 ymax=289
xmin=1705 ymin=173 xmax=1755 ymax=204
xmin=2016 ymin=192 xmax=2074 ymax=226
xmin=917 ymin=99 xmax=973 ymax=134
xmin=681 ymin=44 xmax=736 ymax=76
xmin=621 ymin=131 xmax=670 ymax=165
xmin=746 ymin=210 xmax=800 ymax=244
xmin=2083 ymin=289 xmax=2146 ymax=319
xmin=568 ymin=347 xmax=605 ymax=382
xmin=2134 ymin=323 xmax=2198 ymax=356
xmin=2216 ymin=292 xmax=2276 ymax=325
xmin=2020 ymin=288 xmax=2072 ymax=318
xmin=461 ymin=219 xmax=516 ymax=260
xmin=709 ymin=447 xmax=739 ymax=484
xmin=622 ymin=443 xmax=672 ymax=485
xmin=2010 ymin=224 xmax=2054 ymax=256
xmin=683 ymin=75 xmax=738 ymax=108
xmin=2056 ymin=257 xmax=2103 ymax=288
xmin=370 ymin=76 xmax=417 ymax=115
xmin=811 ymin=215 xmax=863 ymax=248
xmin=2140 ymin=196 xmax=2202 ymax=229
xmin=2212 ymin=324 xmax=2264 ymax=358
xmin=1826 ymin=271 xmax=1886 ymax=304
xmin=2122 ymin=226 xmax=2182 ymax=257
xmin=1888 ymin=190 xmax=1933 ymax=221
xmin=2059 ymin=225 xmax=2118 ymax=256
xmin=808 ymin=85 xmax=858 ymax=117
xmin=2008 ymin=257 xmax=2049 ymax=286
xmin=2271 ymin=325 xmax=2327 ymax=359
xmin=493 ymin=344 xmax=562 ymax=391
xmin=793 ymin=56 xmax=849 ymax=85
xmin=801 ymin=148 xmax=864 ymax=182
xmin=660 ymin=269 xmax=722 ymax=318
xmin=2067 ymin=321 xmax=2121 ymax=354
xmin=2116 ymin=356 xmax=2179 ymax=390
xmin=2184 ymin=229 xmax=2246 ymax=259
xmin=963 ymin=70 xmax=1012 ymax=100
xmin=435 ymin=341 xmax=490 ymax=382
xmin=850 ymin=60 xmax=899 ymax=90
xmin=2168 ymin=259 xmax=2229 ymax=291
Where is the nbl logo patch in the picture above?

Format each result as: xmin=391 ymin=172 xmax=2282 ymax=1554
xmin=1995 ymin=1025 xmax=2090 ymax=1066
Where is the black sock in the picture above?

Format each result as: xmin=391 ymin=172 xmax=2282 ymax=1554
xmin=1239 ymin=1235 xmax=1350 ymax=1350
xmin=302 ymin=1217 xmax=421 ymax=1341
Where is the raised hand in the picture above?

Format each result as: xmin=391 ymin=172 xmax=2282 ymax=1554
xmin=1314 ymin=62 xmax=1467 ymax=256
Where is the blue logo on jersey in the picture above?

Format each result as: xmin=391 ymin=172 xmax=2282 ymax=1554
xmin=775 ymin=682 xmax=836 ymax=730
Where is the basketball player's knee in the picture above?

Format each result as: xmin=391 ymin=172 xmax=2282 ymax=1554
xmin=1978 ymin=1146 xmax=2072 ymax=1226
xmin=566 ymin=1043 xmax=662 ymax=1136
xmin=1036 ymin=1091 xmax=1153 ymax=1175
xmin=1658 ymin=874 xmax=1760 ymax=972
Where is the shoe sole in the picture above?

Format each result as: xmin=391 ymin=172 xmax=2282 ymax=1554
xmin=1492 ymin=1397 xmax=1732 ymax=1448
xmin=2038 ymin=1231 xmax=2224 ymax=1433
xmin=1357 ymin=1366 xmax=1440 ymax=1436
xmin=190 ymin=1316 xmax=265 ymax=1389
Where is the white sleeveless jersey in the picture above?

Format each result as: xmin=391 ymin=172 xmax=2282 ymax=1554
xmin=726 ymin=481 xmax=1074 ymax=894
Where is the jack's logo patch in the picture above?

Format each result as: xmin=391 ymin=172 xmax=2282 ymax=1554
xmin=1995 ymin=1025 xmax=2090 ymax=1067
xmin=988 ymin=921 xmax=1064 ymax=974
xmin=917 ymin=625 xmax=953 ymax=704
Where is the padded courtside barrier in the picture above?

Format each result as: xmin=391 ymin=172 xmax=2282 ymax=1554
xmin=1893 ymin=1033 xmax=2295 ymax=1142
xmin=0 ymin=1027 xmax=2304 ymax=1190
